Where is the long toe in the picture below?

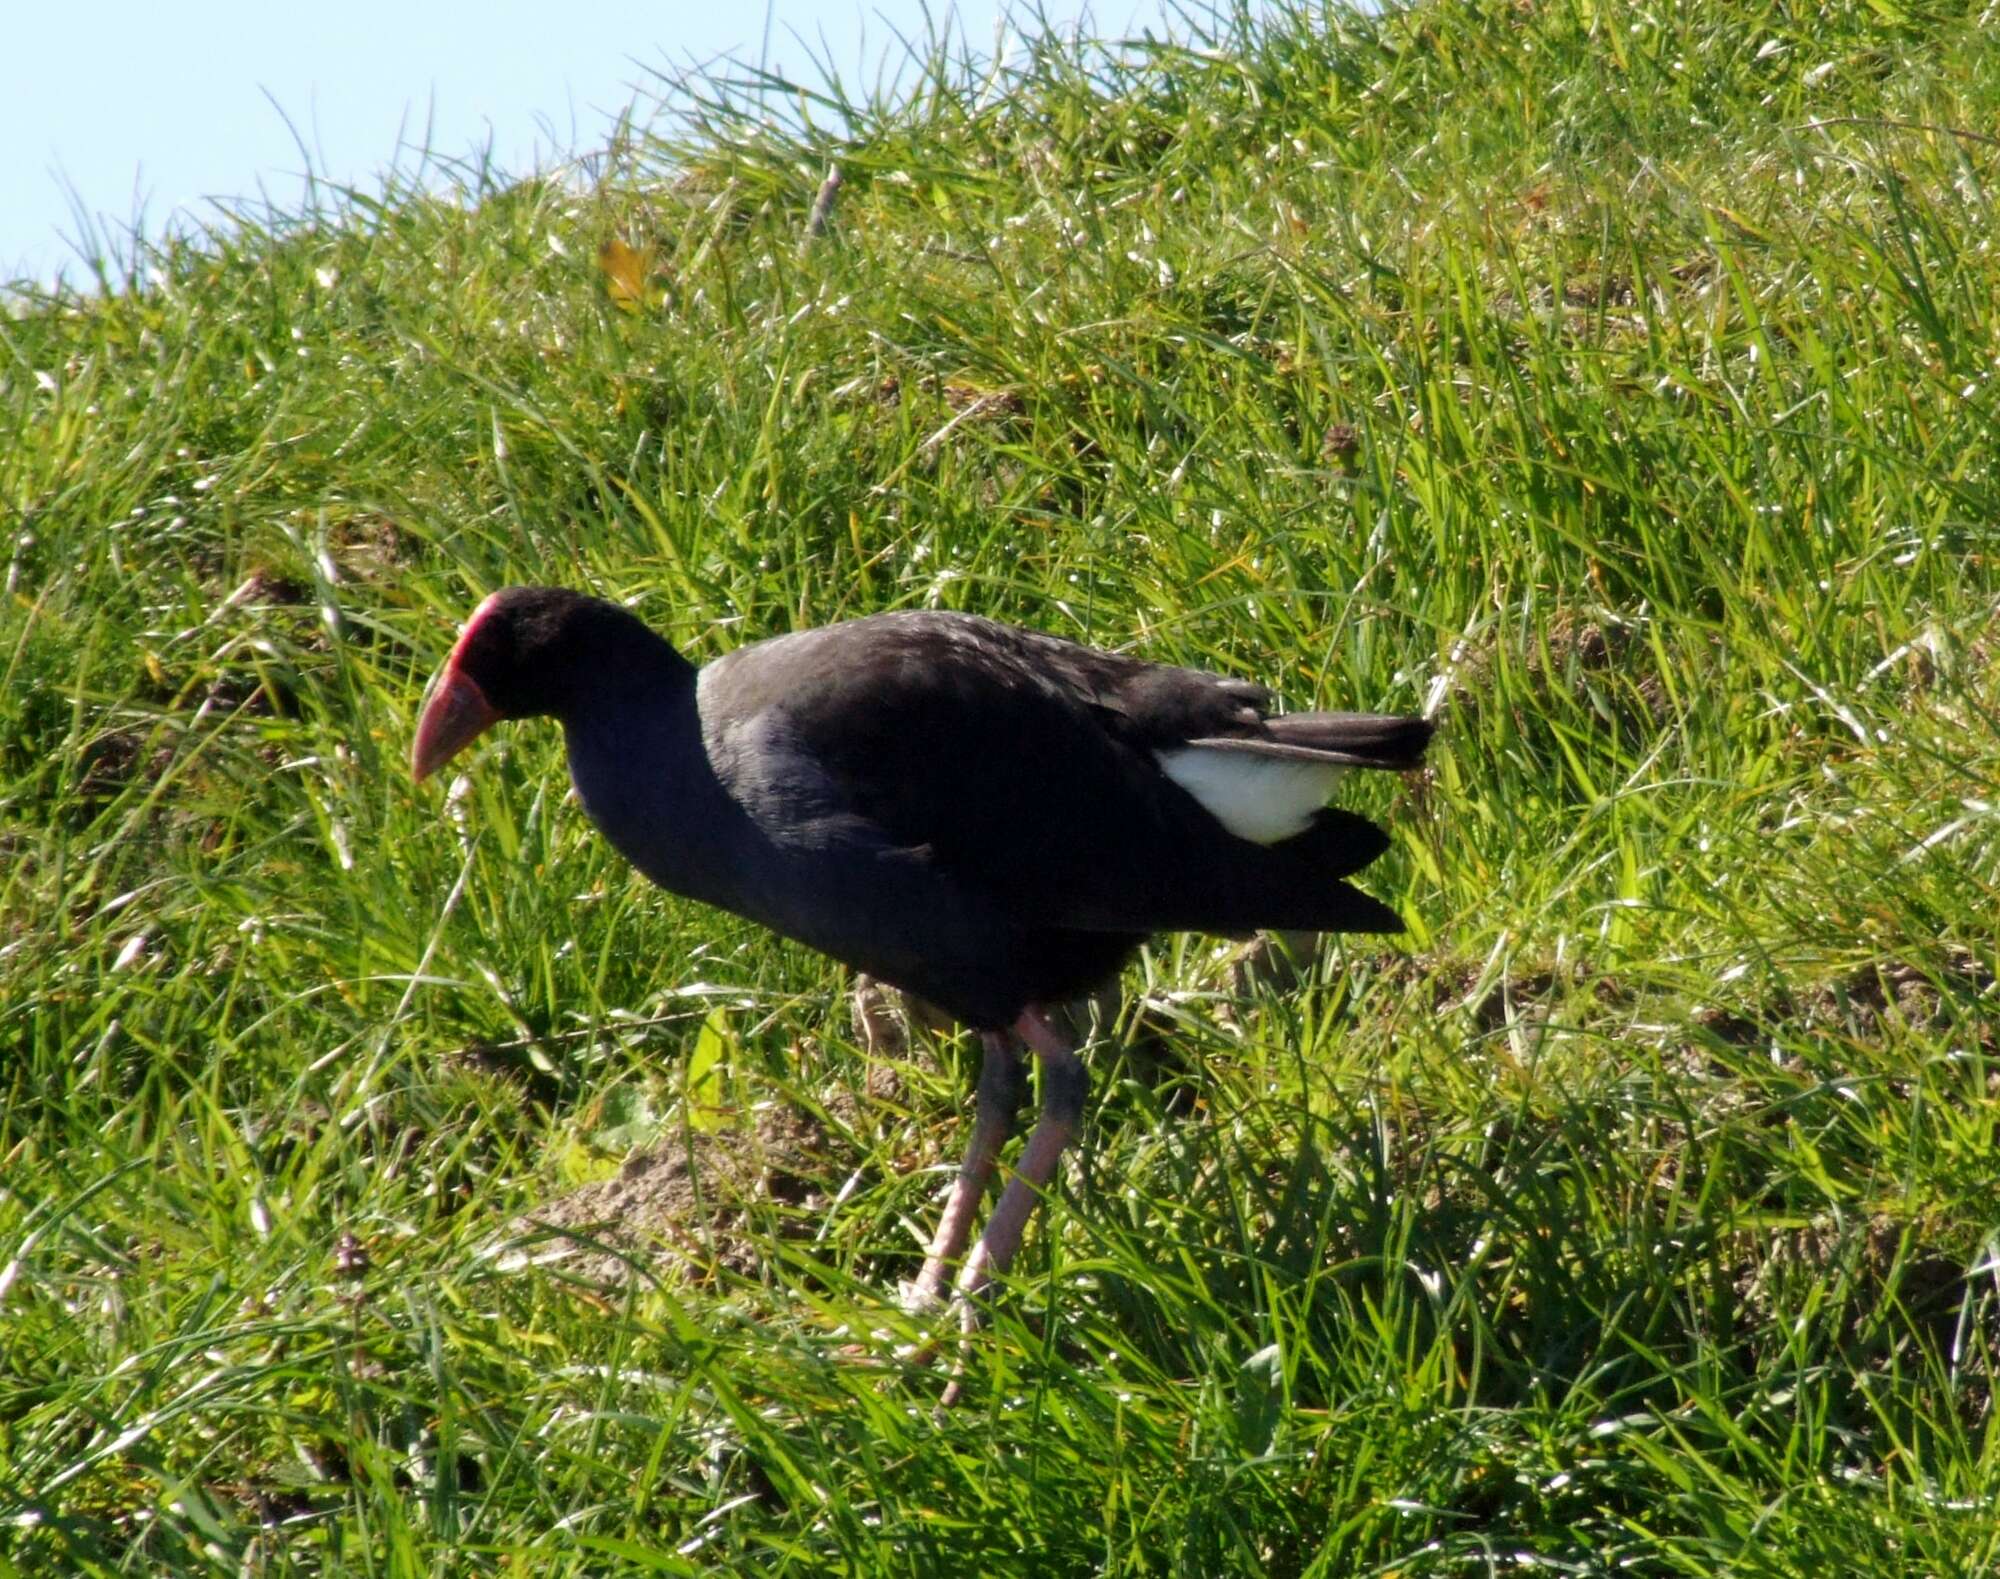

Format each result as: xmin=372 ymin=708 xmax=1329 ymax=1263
xmin=900 ymin=1277 xmax=945 ymax=1317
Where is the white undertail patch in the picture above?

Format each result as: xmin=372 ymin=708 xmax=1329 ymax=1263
xmin=1156 ymin=748 xmax=1347 ymax=844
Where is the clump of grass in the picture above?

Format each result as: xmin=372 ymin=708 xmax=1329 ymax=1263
xmin=5 ymin=0 xmax=1999 ymax=1571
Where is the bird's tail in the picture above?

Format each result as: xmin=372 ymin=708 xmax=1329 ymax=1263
xmin=1187 ymin=710 xmax=1434 ymax=770
xmin=1212 ymin=808 xmax=1408 ymax=933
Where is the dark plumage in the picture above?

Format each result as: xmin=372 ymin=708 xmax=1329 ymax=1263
xmin=413 ymin=586 xmax=1432 ymax=1389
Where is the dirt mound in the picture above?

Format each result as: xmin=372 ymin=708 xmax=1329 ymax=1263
xmin=489 ymin=1102 xmax=854 ymax=1288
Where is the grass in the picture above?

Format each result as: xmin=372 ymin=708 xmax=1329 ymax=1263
xmin=4 ymin=0 xmax=2000 ymax=1570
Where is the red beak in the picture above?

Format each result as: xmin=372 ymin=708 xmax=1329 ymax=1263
xmin=411 ymin=662 xmax=501 ymax=782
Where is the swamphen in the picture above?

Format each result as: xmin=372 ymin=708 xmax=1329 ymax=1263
xmin=413 ymin=587 xmax=1430 ymax=1355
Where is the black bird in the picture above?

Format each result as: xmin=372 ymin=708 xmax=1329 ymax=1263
xmin=413 ymin=587 xmax=1431 ymax=1348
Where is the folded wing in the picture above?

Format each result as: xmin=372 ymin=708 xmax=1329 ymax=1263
xmin=708 ymin=610 xmax=1429 ymax=938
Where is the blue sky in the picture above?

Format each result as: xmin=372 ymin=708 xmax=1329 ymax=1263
xmin=4 ymin=1 xmax=1166 ymax=289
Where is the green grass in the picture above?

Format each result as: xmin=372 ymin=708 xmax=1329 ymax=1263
xmin=5 ymin=0 xmax=2000 ymax=1571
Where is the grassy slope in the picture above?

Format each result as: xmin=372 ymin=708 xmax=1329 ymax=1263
xmin=4 ymin=0 xmax=1999 ymax=1571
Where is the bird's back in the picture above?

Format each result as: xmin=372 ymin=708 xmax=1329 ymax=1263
xmin=693 ymin=612 xmax=1424 ymax=982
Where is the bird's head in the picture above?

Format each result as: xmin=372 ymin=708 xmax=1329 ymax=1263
xmin=411 ymin=586 xmax=642 ymax=781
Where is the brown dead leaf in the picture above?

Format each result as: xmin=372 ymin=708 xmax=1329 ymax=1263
xmin=597 ymin=237 xmax=663 ymax=311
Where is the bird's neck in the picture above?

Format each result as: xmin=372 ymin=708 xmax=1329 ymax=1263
xmin=562 ymin=669 xmax=749 ymax=904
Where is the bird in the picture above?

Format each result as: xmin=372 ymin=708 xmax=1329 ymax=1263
xmin=412 ymin=586 xmax=1432 ymax=1369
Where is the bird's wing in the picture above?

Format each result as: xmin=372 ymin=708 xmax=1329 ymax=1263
xmin=700 ymin=611 xmax=1407 ymax=936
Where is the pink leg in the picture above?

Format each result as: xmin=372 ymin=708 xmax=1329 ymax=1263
xmin=904 ymin=1033 xmax=1026 ymax=1312
xmin=950 ymin=1006 xmax=1087 ymax=1310
xmin=937 ymin=1006 xmax=1087 ymax=1404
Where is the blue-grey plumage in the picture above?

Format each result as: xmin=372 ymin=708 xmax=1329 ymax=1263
xmin=413 ymin=586 xmax=1432 ymax=1393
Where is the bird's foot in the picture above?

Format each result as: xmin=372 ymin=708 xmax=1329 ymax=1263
xmin=893 ymin=1280 xmax=947 ymax=1371
xmin=925 ymin=1251 xmax=998 ymax=1404
xmin=894 ymin=1258 xmax=993 ymax=1402
xmin=899 ymin=1274 xmax=946 ymax=1319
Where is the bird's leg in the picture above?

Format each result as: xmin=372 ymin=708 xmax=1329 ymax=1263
xmin=904 ymin=1032 xmax=1027 ymax=1313
xmin=949 ymin=1005 xmax=1087 ymax=1312
xmin=934 ymin=1007 xmax=1086 ymax=1405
